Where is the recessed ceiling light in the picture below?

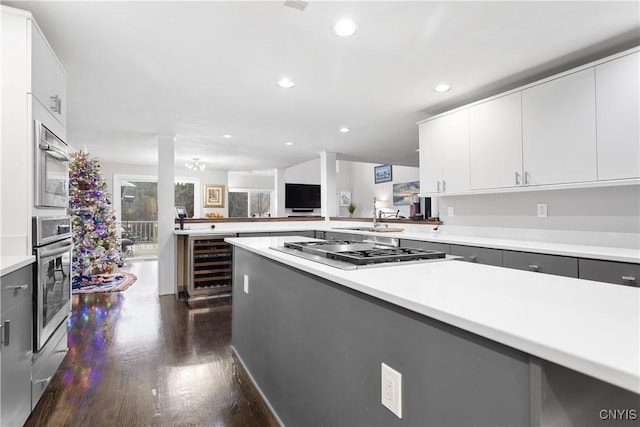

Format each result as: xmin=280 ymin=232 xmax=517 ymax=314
xmin=277 ymin=78 xmax=295 ymax=88
xmin=339 ymin=127 xmax=351 ymax=133
xmin=223 ymin=134 xmax=232 ymax=139
xmin=334 ymin=19 xmax=357 ymax=37
xmin=285 ymin=142 xmax=294 ymax=146
xmin=434 ymin=84 xmax=451 ymax=93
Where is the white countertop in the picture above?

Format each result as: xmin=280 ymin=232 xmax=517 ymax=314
xmin=1 ymin=255 xmax=35 ymax=276
xmin=175 ymin=223 xmax=639 ymax=263
xmin=226 ymin=236 xmax=640 ymax=394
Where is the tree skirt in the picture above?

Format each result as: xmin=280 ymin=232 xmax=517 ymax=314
xmin=72 ymin=273 xmax=137 ymax=294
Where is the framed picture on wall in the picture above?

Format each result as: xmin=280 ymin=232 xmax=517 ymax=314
xmin=374 ymin=164 xmax=392 ymax=184
xmin=204 ymin=184 xmax=225 ymax=208
xmin=340 ymin=191 xmax=351 ymax=207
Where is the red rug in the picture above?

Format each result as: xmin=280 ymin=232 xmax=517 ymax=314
xmin=72 ymin=272 xmax=137 ymax=294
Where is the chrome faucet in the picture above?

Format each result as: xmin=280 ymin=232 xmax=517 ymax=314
xmin=372 ymin=197 xmax=378 ymax=228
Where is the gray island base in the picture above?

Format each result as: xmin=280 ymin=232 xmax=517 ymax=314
xmin=231 ymin=247 xmax=639 ymax=426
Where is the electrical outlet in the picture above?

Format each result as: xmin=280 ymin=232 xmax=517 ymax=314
xmin=447 ymin=206 xmax=454 ymax=217
xmin=381 ymin=363 xmax=402 ymax=418
xmin=243 ymin=274 xmax=249 ymax=294
xmin=537 ymin=203 xmax=548 ymax=218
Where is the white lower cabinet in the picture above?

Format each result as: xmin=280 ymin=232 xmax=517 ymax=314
xmin=469 ymin=92 xmax=523 ymax=190
xmin=595 ymin=51 xmax=640 ymax=180
xmin=522 ymin=68 xmax=597 ymax=186
xmin=419 ymin=109 xmax=469 ymax=194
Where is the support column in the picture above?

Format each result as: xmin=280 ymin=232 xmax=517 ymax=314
xmin=320 ymin=151 xmax=337 ymax=221
xmin=157 ymin=134 xmax=176 ymax=296
xmin=274 ymin=168 xmax=286 ymax=217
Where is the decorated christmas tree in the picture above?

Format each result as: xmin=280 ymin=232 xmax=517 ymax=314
xmin=69 ymin=152 xmax=121 ymax=277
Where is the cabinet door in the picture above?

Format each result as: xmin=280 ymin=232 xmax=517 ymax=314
xmin=441 ymin=109 xmax=470 ymax=193
xmin=52 ymin=59 xmax=67 ymax=126
xmin=30 ymin=22 xmax=52 ymax=110
xmin=419 ymin=120 xmax=443 ymax=193
xmin=503 ymin=251 xmax=578 ymax=278
xmin=1 ymin=299 xmax=33 ymax=427
xmin=400 ymin=239 xmax=450 ymax=254
xmin=595 ymin=52 xmax=640 ymax=180
xmin=522 ymin=69 xmax=597 ymax=185
xmin=578 ymin=259 xmax=639 ymax=287
xmin=470 ymin=93 xmax=523 ymax=190
xmin=449 ymin=244 xmax=503 ymax=267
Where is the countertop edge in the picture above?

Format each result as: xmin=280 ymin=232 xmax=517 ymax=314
xmin=1 ymin=255 xmax=35 ymax=276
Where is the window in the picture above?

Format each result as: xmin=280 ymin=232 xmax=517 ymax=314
xmin=229 ymin=190 xmax=273 ymax=218
xmin=175 ymin=182 xmax=195 ymax=217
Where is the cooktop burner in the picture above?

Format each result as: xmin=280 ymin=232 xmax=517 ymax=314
xmin=327 ymin=246 xmax=445 ymax=265
xmin=281 ymin=239 xmax=446 ymax=268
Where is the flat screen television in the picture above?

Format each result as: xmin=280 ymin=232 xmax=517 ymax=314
xmin=285 ymin=183 xmax=321 ymax=209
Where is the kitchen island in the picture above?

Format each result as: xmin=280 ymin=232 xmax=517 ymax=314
xmin=227 ymin=236 xmax=639 ymax=427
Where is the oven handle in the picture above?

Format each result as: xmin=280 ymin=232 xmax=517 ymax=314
xmin=1 ymin=320 xmax=9 ymax=347
xmin=38 ymin=241 xmax=73 ymax=260
xmin=40 ymin=143 xmax=71 ymax=162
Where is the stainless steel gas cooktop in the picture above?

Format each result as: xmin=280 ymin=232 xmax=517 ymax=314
xmin=270 ymin=239 xmax=449 ymax=270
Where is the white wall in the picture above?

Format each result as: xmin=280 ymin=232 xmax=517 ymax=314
xmin=101 ymin=161 xmax=229 ymax=218
xmin=187 ymin=168 xmax=228 ymax=218
xmin=282 ymin=158 xmax=420 ymax=219
xmin=285 ymin=158 xmax=320 ymax=184
xmin=351 ymin=162 xmax=420 ymax=219
xmin=336 ymin=160 xmax=354 ymax=217
xmin=228 ymin=172 xmax=274 ymax=190
xmin=437 ymin=185 xmax=640 ymax=247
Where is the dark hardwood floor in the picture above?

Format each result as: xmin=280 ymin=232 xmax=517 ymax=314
xmin=25 ymin=260 xmax=279 ymax=427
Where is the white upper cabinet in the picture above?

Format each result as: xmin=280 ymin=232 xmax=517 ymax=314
xmin=595 ymin=52 xmax=640 ymax=180
xmin=522 ymin=69 xmax=597 ymax=186
xmin=419 ymin=109 xmax=469 ymax=194
xmin=469 ymin=92 xmax=523 ymax=190
xmin=419 ymin=119 xmax=443 ymax=194
xmin=29 ymin=22 xmax=67 ymax=127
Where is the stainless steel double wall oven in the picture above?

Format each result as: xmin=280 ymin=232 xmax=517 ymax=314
xmin=32 ymin=119 xmax=72 ymax=353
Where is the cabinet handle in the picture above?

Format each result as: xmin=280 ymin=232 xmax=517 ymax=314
xmin=515 ymin=172 xmax=521 ymax=186
xmin=442 ymin=180 xmax=446 ymax=192
xmin=34 ymin=376 xmax=52 ymax=385
xmin=50 ymin=95 xmax=62 ymax=114
xmin=437 ymin=181 xmax=441 ymax=192
xmin=7 ymin=283 xmax=28 ymax=290
xmin=528 ymin=264 xmax=540 ymax=272
xmin=621 ymin=276 xmax=637 ymax=286
xmin=1 ymin=320 xmax=10 ymax=347
xmin=524 ymin=171 xmax=530 ymax=185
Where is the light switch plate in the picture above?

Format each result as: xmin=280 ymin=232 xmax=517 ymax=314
xmin=381 ymin=363 xmax=402 ymax=418
xmin=537 ymin=203 xmax=548 ymax=218
xmin=243 ymin=274 xmax=249 ymax=294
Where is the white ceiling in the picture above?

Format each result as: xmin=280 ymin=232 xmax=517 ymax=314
xmin=4 ymin=1 xmax=639 ymax=172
